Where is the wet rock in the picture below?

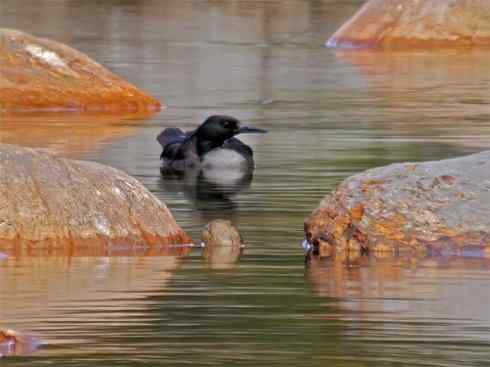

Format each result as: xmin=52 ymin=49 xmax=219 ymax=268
xmin=0 ymin=329 xmax=17 ymax=358
xmin=327 ymin=0 xmax=490 ymax=49
xmin=0 ymin=29 xmax=160 ymax=111
xmin=0 ymin=143 xmax=191 ymax=249
xmin=0 ymin=329 xmax=40 ymax=357
xmin=0 ymin=329 xmax=16 ymax=344
xmin=305 ymin=151 xmax=490 ymax=256
xmin=201 ymin=220 xmax=243 ymax=269
xmin=201 ymin=220 xmax=243 ymax=247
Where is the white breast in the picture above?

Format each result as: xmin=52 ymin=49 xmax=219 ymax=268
xmin=201 ymin=148 xmax=248 ymax=169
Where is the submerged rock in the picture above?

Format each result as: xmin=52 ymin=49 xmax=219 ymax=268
xmin=305 ymin=151 xmax=490 ymax=257
xmin=0 ymin=329 xmax=18 ymax=357
xmin=0 ymin=329 xmax=40 ymax=357
xmin=201 ymin=220 xmax=243 ymax=269
xmin=201 ymin=220 xmax=243 ymax=247
xmin=0 ymin=144 xmax=191 ymax=249
xmin=327 ymin=0 xmax=490 ymax=49
xmin=0 ymin=29 xmax=160 ymax=111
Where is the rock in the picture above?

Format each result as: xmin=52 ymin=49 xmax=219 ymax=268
xmin=201 ymin=220 xmax=243 ymax=247
xmin=305 ymin=151 xmax=490 ymax=256
xmin=201 ymin=220 xmax=243 ymax=269
xmin=327 ymin=0 xmax=490 ymax=49
xmin=0 ymin=143 xmax=191 ymax=249
xmin=0 ymin=329 xmax=16 ymax=345
xmin=0 ymin=329 xmax=18 ymax=358
xmin=0 ymin=29 xmax=160 ymax=111
xmin=0 ymin=329 xmax=39 ymax=357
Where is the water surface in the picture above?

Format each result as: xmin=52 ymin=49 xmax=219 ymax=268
xmin=2 ymin=1 xmax=490 ymax=366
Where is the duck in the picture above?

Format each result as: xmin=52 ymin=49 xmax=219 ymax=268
xmin=157 ymin=115 xmax=266 ymax=172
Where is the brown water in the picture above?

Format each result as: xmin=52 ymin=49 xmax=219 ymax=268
xmin=3 ymin=1 xmax=490 ymax=366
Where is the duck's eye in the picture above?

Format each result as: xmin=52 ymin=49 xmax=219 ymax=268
xmin=222 ymin=121 xmax=231 ymax=128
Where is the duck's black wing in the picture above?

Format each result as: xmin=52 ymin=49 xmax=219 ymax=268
xmin=157 ymin=128 xmax=194 ymax=160
xmin=222 ymin=137 xmax=253 ymax=158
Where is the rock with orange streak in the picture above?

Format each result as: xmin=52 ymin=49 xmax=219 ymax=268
xmin=305 ymin=151 xmax=490 ymax=256
xmin=0 ymin=29 xmax=160 ymax=111
xmin=0 ymin=143 xmax=191 ymax=249
xmin=327 ymin=0 xmax=490 ymax=49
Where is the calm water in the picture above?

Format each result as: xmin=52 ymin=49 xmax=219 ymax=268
xmin=3 ymin=1 xmax=490 ymax=366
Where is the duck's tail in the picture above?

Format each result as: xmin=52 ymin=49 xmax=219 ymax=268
xmin=157 ymin=128 xmax=187 ymax=159
xmin=157 ymin=128 xmax=187 ymax=148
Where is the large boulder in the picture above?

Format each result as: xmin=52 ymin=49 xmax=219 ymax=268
xmin=0 ymin=144 xmax=191 ymax=249
xmin=327 ymin=0 xmax=490 ymax=49
xmin=305 ymin=151 xmax=490 ymax=256
xmin=0 ymin=29 xmax=160 ymax=111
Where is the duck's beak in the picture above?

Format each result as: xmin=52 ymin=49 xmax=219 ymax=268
xmin=237 ymin=125 xmax=267 ymax=134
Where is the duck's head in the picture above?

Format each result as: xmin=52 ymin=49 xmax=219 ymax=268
xmin=196 ymin=115 xmax=266 ymax=143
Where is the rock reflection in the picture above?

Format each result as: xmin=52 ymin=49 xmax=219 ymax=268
xmin=335 ymin=49 xmax=490 ymax=118
xmin=0 ymin=111 xmax=156 ymax=158
xmin=202 ymin=244 xmax=242 ymax=271
xmin=0 ymin=246 xmax=190 ymax=356
xmin=307 ymin=253 xmax=490 ymax=323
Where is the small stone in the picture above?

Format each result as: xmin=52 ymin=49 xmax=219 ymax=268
xmin=201 ymin=220 xmax=243 ymax=248
xmin=201 ymin=220 xmax=243 ymax=270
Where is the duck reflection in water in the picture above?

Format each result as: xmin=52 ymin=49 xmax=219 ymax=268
xmin=157 ymin=115 xmax=266 ymax=210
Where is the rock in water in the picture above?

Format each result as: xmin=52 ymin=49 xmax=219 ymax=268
xmin=305 ymin=151 xmax=490 ymax=256
xmin=0 ymin=29 xmax=160 ymax=111
xmin=0 ymin=329 xmax=40 ymax=357
xmin=201 ymin=220 xmax=243 ymax=269
xmin=201 ymin=220 xmax=243 ymax=247
xmin=0 ymin=144 xmax=191 ymax=249
xmin=327 ymin=0 xmax=490 ymax=49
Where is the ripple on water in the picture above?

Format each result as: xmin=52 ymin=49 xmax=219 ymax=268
xmin=4 ymin=0 xmax=490 ymax=366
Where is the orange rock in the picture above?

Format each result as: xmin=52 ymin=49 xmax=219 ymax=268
xmin=201 ymin=220 xmax=243 ymax=270
xmin=0 ymin=29 xmax=160 ymax=111
xmin=373 ymin=243 xmax=394 ymax=256
xmin=350 ymin=203 xmax=364 ymax=221
xmin=0 ymin=144 xmax=192 ymax=249
xmin=304 ymin=150 xmax=490 ymax=257
xmin=0 ymin=330 xmax=16 ymax=344
xmin=327 ymin=0 xmax=490 ymax=49
xmin=318 ymin=239 xmax=334 ymax=258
